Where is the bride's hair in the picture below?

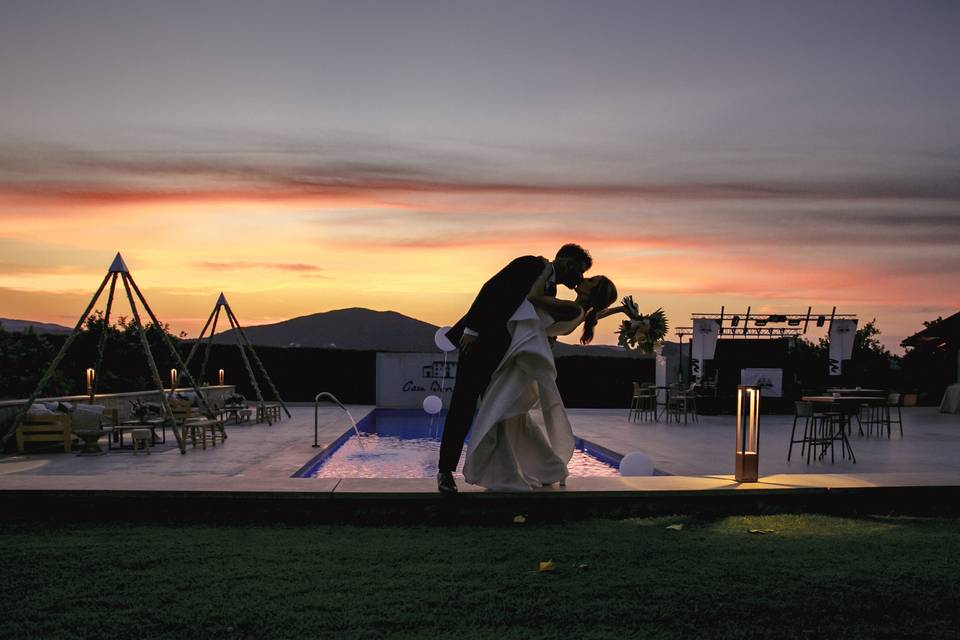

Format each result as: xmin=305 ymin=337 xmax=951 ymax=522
xmin=581 ymin=276 xmax=618 ymax=345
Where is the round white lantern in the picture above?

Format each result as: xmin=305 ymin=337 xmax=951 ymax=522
xmin=434 ymin=327 xmax=456 ymax=352
xmin=619 ymin=451 xmax=655 ymax=476
xmin=423 ymin=395 xmax=443 ymax=415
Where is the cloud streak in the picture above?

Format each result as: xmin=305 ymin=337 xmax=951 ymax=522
xmin=4 ymin=140 xmax=960 ymax=209
xmin=194 ymin=261 xmax=325 ymax=274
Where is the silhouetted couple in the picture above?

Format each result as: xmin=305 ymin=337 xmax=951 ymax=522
xmin=437 ymin=244 xmax=619 ymax=492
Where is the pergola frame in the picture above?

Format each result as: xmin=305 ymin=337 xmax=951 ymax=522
xmin=3 ymin=253 xmax=217 ymax=454
xmin=184 ymin=293 xmax=290 ymax=424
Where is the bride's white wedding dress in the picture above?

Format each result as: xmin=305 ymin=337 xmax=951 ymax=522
xmin=461 ymin=299 xmax=584 ymax=491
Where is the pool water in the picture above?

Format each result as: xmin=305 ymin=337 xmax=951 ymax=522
xmin=297 ymin=409 xmax=622 ymax=479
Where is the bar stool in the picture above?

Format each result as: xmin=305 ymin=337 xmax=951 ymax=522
xmin=789 ymin=401 xmax=816 ymax=461
xmin=131 ymin=429 xmax=152 ymax=455
xmin=628 ymin=382 xmax=656 ymax=422
xmin=667 ymin=383 xmax=698 ymax=424
xmin=883 ymin=393 xmax=903 ymax=438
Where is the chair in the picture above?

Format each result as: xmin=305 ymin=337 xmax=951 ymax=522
xmin=629 ymin=382 xmax=656 ymax=422
xmin=883 ymin=393 xmax=903 ymax=438
xmin=808 ymin=403 xmax=856 ymax=464
xmin=788 ymin=401 xmax=816 ymax=462
xmin=170 ymin=399 xmax=226 ymax=449
xmin=667 ymin=383 xmax=699 ymax=424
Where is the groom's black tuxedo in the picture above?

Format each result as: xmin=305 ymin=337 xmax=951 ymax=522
xmin=439 ymin=255 xmax=555 ymax=473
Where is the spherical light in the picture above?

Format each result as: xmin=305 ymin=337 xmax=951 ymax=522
xmin=423 ymin=395 xmax=443 ymax=415
xmin=434 ymin=327 xmax=456 ymax=352
xmin=619 ymin=451 xmax=655 ymax=476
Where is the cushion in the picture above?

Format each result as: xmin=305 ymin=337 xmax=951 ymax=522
xmin=26 ymin=404 xmax=55 ymax=416
xmin=72 ymin=404 xmax=105 ymax=429
xmin=177 ymin=392 xmax=200 ymax=407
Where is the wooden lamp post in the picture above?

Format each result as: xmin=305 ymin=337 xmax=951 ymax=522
xmin=85 ymin=368 xmax=95 ymax=403
xmin=736 ymin=384 xmax=761 ymax=482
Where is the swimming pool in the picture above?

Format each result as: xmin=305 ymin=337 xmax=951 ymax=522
xmin=295 ymin=408 xmax=624 ymax=479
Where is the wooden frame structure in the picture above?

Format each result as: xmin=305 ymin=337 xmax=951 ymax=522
xmin=184 ymin=293 xmax=290 ymax=425
xmin=2 ymin=253 xmax=217 ymax=454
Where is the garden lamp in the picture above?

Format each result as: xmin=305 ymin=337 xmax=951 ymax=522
xmin=736 ymin=385 xmax=761 ymax=482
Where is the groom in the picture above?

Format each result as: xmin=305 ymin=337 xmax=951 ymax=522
xmin=437 ymin=244 xmax=592 ymax=493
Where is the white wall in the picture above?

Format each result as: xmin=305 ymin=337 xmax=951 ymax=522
xmin=376 ymin=353 xmax=458 ymax=409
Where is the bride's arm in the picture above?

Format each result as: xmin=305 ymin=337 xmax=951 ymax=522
xmin=596 ymin=305 xmax=628 ymax=320
xmin=526 ymin=263 xmax=581 ymax=320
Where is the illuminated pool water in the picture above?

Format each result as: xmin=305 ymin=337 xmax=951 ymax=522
xmin=296 ymin=409 xmax=623 ymax=479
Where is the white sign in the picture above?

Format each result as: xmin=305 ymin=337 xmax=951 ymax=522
xmin=828 ymin=319 xmax=858 ymax=376
xmin=691 ymin=318 xmax=720 ymax=381
xmin=376 ymin=353 xmax=458 ymax=409
xmin=740 ymin=368 xmax=783 ymax=398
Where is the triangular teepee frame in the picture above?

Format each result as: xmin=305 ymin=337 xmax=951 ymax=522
xmin=184 ymin=293 xmax=290 ymax=425
xmin=3 ymin=253 xmax=217 ymax=454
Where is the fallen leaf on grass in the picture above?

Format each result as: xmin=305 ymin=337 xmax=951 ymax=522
xmin=665 ymin=524 xmax=684 ymax=531
xmin=538 ymin=560 xmax=556 ymax=572
xmin=513 ymin=515 xmax=527 ymax=524
xmin=748 ymin=529 xmax=776 ymax=535
xmin=576 ymin=564 xmax=590 ymax=571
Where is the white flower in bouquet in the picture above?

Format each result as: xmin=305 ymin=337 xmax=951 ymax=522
xmin=615 ymin=296 xmax=668 ymax=354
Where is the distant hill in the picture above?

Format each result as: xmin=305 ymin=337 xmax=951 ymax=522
xmin=0 ymin=317 xmax=72 ymax=334
xmin=211 ymin=307 xmax=673 ymax=358
xmin=213 ymin=307 xmax=440 ymax=352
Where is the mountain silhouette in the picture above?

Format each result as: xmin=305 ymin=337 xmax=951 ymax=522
xmin=210 ymin=307 xmax=663 ymax=357
xmin=212 ymin=307 xmax=439 ymax=351
xmin=0 ymin=317 xmax=72 ymax=334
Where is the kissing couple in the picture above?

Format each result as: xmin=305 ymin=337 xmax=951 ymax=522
xmin=437 ymin=244 xmax=625 ymax=493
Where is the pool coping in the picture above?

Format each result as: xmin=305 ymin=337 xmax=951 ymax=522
xmin=3 ymin=472 xmax=959 ymax=523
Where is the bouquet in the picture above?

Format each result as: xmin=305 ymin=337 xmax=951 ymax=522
xmin=615 ymin=296 xmax=669 ymax=354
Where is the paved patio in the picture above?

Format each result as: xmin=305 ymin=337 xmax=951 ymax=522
xmin=0 ymin=405 xmax=956 ymax=498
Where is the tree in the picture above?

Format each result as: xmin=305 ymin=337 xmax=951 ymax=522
xmin=789 ymin=319 xmax=900 ymax=392
xmin=0 ymin=313 xmax=185 ymax=400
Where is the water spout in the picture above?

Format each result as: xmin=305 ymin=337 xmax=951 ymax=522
xmin=314 ymin=392 xmax=364 ymax=448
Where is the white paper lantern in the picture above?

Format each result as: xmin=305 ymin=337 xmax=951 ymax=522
xmin=619 ymin=451 xmax=655 ymax=476
xmin=423 ymin=395 xmax=443 ymax=414
xmin=434 ymin=326 xmax=456 ymax=352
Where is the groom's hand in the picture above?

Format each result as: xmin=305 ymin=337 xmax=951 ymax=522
xmin=459 ymin=333 xmax=477 ymax=355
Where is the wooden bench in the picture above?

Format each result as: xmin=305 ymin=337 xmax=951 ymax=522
xmin=16 ymin=414 xmax=74 ymax=453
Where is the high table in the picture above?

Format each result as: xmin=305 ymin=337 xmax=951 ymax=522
xmin=799 ymin=396 xmax=884 ymax=462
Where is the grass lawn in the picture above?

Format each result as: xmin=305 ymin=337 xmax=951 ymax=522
xmin=2 ymin=514 xmax=958 ymax=639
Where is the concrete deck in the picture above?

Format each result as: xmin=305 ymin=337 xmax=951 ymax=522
xmin=1 ymin=405 xmax=958 ymax=521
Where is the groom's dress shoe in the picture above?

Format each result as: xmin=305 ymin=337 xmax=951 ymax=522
xmin=437 ymin=471 xmax=458 ymax=494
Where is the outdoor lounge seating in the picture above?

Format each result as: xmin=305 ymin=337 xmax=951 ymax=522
xmin=15 ymin=404 xmax=117 ymax=454
xmin=16 ymin=412 xmax=74 ymax=453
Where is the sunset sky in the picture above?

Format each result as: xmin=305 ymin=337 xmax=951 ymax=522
xmin=1 ymin=0 xmax=958 ymax=352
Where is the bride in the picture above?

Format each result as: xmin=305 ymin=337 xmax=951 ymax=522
xmin=462 ymin=260 xmax=619 ymax=491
